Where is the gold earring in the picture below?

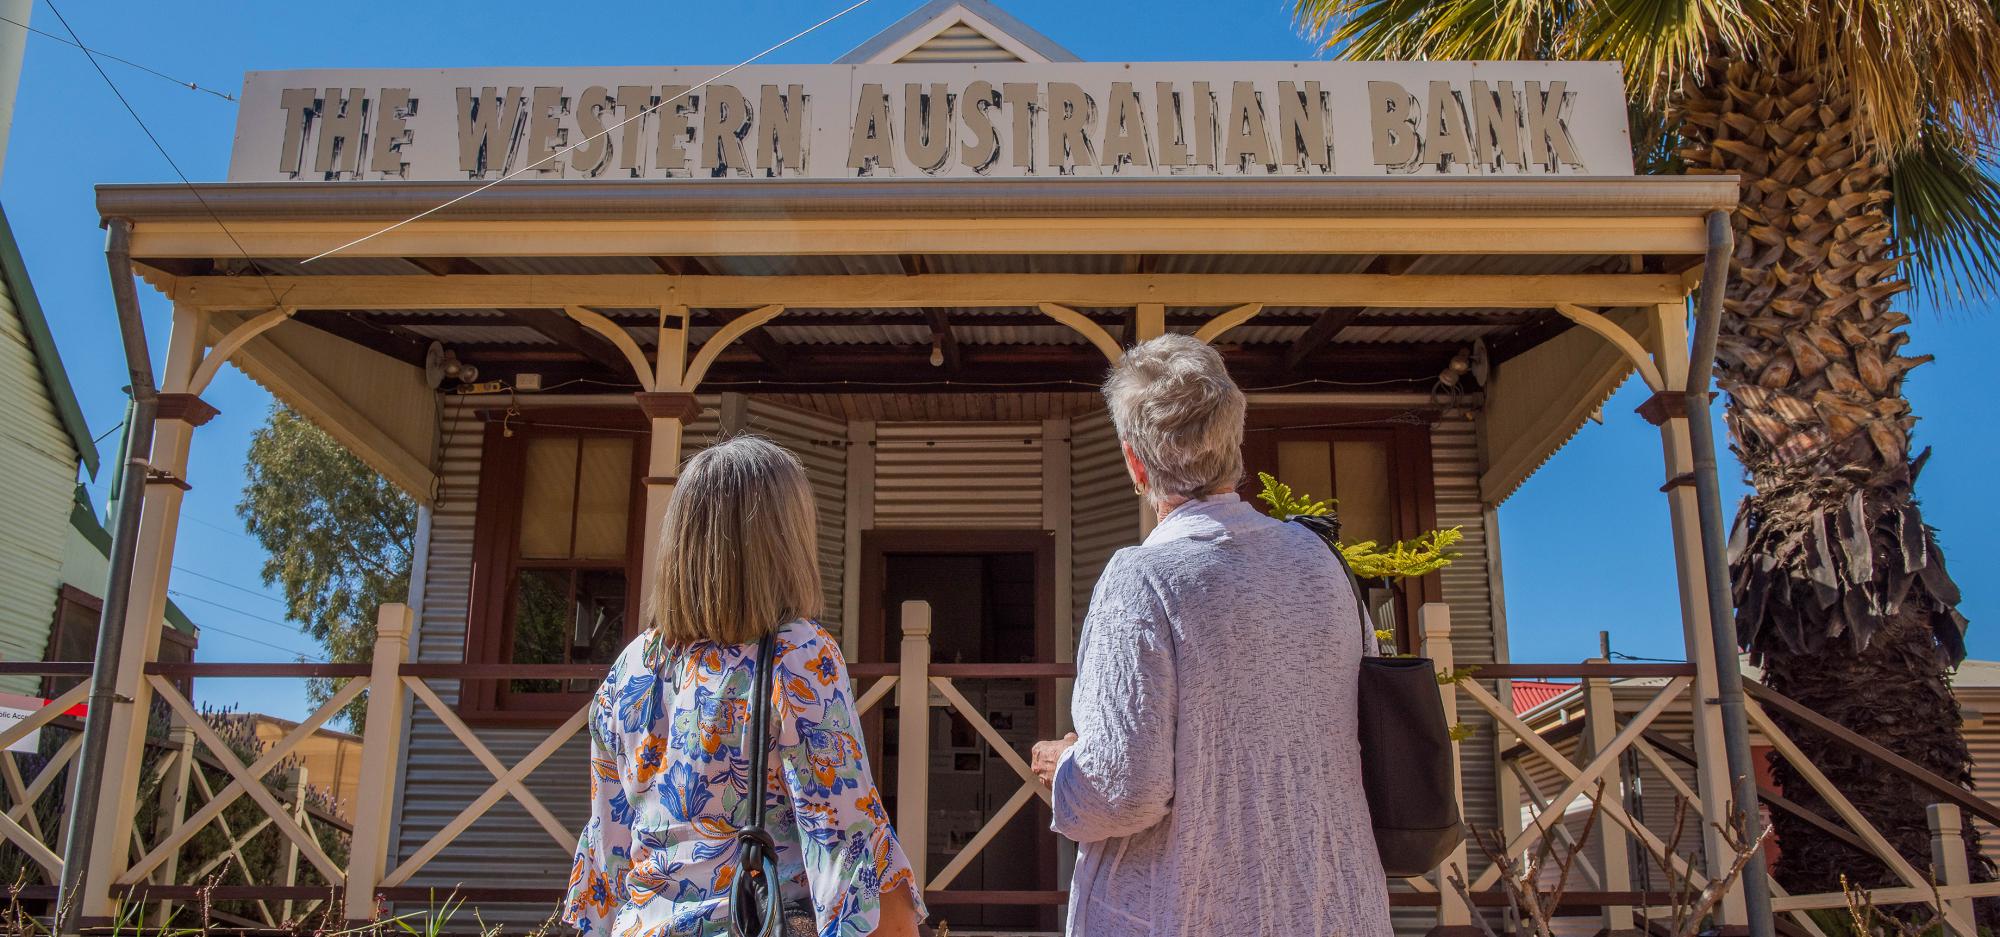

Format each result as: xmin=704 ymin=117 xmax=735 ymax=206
xmin=1133 ymin=484 xmax=1145 ymax=496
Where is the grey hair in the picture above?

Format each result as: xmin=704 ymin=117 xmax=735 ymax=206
xmin=1101 ymin=334 xmax=1247 ymax=502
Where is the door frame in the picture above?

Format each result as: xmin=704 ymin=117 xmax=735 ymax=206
xmin=855 ymin=527 xmax=1062 ymax=914
xmin=856 ymin=528 xmax=1057 ymax=667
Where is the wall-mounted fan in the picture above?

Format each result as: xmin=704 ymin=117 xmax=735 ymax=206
xmin=423 ymin=341 xmax=477 ymax=388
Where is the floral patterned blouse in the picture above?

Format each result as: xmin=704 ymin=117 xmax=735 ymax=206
xmin=563 ymin=619 xmax=923 ymax=937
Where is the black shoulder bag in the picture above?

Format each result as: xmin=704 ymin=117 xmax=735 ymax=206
xmin=1294 ymin=514 xmax=1466 ymax=878
xmin=729 ymin=631 xmax=817 ymax=937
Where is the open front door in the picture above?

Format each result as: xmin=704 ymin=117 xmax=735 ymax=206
xmin=858 ymin=529 xmax=1060 ymax=930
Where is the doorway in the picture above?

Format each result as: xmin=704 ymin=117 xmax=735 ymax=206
xmin=858 ymin=529 xmax=1060 ymax=930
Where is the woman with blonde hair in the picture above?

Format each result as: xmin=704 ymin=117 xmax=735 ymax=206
xmin=1030 ymin=334 xmax=1393 ymax=936
xmin=565 ymin=435 xmax=924 ymax=937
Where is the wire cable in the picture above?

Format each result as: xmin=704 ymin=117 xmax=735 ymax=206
xmin=0 ymin=12 xmax=233 ymax=101
xmin=173 ymin=566 xmax=285 ymax=605
xmin=43 ymin=0 xmax=286 ymax=308
xmin=164 ymin=591 xmax=326 ymax=660
xmin=301 ymin=0 xmax=875 ymax=264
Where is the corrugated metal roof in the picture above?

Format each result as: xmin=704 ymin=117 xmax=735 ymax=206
xmin=471 ymin=255 xmax=659 ymax=275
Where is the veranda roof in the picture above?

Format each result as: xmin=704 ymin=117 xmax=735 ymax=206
xmin=96 ymin=174 xmax=1735 ymax=506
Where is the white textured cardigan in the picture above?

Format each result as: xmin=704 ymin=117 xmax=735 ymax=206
xmin=1051 ymin=494 xmax=1394 ymax=937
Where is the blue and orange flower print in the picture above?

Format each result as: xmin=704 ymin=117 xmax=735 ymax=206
xmin=562 ymin=620 xmax=922 ymax=937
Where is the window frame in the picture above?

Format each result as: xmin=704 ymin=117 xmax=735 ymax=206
xmin=462 ymin=407 xmax=649 ymax=722
xmin=1238 ymin=409 xmax=1440 ymax=651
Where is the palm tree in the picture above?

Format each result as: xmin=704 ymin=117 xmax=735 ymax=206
xmin=1291 ymin=0 xmax=2000 ymax=896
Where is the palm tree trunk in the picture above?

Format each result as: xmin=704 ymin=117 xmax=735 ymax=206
xmin=1678 ymin=53 xmax=1985 ymax=898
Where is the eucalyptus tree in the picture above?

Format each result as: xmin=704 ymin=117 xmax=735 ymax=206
xmin=1292 ymin=0 xmax=2000 ymax=893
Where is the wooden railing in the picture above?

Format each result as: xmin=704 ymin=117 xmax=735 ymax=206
xmin=32 ymin=600 xmax=2000 ymax=936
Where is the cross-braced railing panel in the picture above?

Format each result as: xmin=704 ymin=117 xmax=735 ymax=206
xmin=0 ymin=680 xmax=90 ymax=879
xmin=122 ymin=675 xmax=359 ymax=886
xmin=378 ymin=678 xmax=587 ymax=888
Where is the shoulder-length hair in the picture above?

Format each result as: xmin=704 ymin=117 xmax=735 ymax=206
xmin=648 ymin=435 xmax=823 ymax=646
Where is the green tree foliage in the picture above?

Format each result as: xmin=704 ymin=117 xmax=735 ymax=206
xmin=238 ymin=405 xmax=416 ymax=724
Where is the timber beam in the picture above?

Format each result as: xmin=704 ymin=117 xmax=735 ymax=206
xmin=498 ymin=308 xmax=633 ymax=376
xmin=166 ymin=273 xmax=1691 ymax=310
xmin=291 ymin=311 xmax=431 ymax=366
xmin=460 ymin=340 xmax=1461 ymax=392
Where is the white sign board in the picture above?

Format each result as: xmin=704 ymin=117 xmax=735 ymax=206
xmin=228 ymin=62 xmax=1634 ymax=182
xmin=0 ymin=693 xmax=47 ymax=754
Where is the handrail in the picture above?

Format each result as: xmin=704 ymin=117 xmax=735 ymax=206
xmin=1745 ymin=680 xmax=2000 ymax=829
xmin=147 ymin=663 xmax=371 ymax=678
xmin=399 ymin=663 xmax=609 ymax=679
xmin=0 ymin=662 xmax=95 ymax=676
xmin=1478 ymin=663 xmax=1695 ymax=679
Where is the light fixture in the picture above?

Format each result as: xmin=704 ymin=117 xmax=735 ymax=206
xmin=929 ymin=336 xmax=945 ymax=367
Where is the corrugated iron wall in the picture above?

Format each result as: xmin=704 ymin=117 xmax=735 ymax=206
xmin=1435 ymin=420 xmax=1502 ymax=840
xmin=0 ymin=281 xmax=70 ymax=696
xmin=390 ymin=396 xmax=720 ymax=927
xmin=873 ymin=422 xmax=1045 ymax=529
xmin=742 ymin=398 xmax=848 ymax=636
xmin=1068 ymin=411 xmax=1139 ymax=637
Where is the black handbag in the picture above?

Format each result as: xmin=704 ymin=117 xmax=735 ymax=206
xmin=1294 ymin=514 xmax=1466 ymax=878
xmin=729 ymin=631 xmax=818 ymax=937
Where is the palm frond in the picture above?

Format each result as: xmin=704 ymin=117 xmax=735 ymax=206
xmin=1574 ymin=0 xmax=1769 ymax=106
xmin=1889 ymin=120 xmax=2000 ymax=309
xmin=1292 ymin=0 xmax=1569 ymax=60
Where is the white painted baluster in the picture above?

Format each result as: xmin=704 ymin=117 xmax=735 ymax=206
xmin=345 ymin=603 xmax=411 ymax=922
xmin=1582 ymin=659 xmax=1634 ymax=932
xmin=1929 ymin=803 xmax=1977 ymax=936
xmin=1422 ymin=602 xmax=1475 ymax=932
xmin=897 ymin=600 xmax=933 ymax=889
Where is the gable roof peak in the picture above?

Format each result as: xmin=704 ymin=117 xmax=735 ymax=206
xmin=837 ymin=0 xmax=1078 ymax=64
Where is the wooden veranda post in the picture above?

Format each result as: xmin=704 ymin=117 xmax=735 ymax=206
xmin=897 ymin=600 xmax=933 ymax=888
xmin=1637 ymin=302 xmax=1748 ymax=925
xmin=79 ymin=305 xmax=210 ymax=923
xmin=150 ymin=715 xmax=195 ymax=923
xmin=345 ymin=603 xmax=412 ymax=922
xmin=1928 ymin=804 xmax=1976 ymax=936
xmin=1421 ymin=603 xmax=1475 ymax=933
xmin=636 ymin=306 xmax=692 ymax=602
xmin=1581 ymin=659 xmax=1635 ymax=931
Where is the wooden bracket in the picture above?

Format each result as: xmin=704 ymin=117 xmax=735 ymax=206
xmin=155 ymin=393 xmax=220 ymax=427
xmin=633 ymin=391 xmax=702 ymax=422
xmin=1659 ymin=472 xmax=1697 ymax=493
xmin=144 ymin=468 xmax=192 ymax=491
xmin=1635 ymin=391 xmax=1714 ymax=426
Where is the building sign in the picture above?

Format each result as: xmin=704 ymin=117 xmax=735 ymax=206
xmin=228 ymin=62 xmax=1632 ymax=182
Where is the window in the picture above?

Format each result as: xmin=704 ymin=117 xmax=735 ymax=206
xmin=1239 ymin=416 xmax=1438 ymax=648
xmin=45 ymin=586 xmax=195 ymax=698
xmin=465 ymin=410 xmax=647 ymax=718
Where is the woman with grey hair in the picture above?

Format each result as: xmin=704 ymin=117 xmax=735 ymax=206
xmin=1030 ymin=334 xmax=1392 ymax=936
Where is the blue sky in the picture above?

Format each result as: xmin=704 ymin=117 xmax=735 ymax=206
xmin=12 ymin=1 xmax=1998 ymax=720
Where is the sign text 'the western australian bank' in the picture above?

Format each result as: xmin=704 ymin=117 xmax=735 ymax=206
xmin=229 ymin=63 xmax=1633 ymax=182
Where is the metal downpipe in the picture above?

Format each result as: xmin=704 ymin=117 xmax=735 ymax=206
xmin=55 ymin=218 xmax=157 ymax=935
xmin=1685 ymin=208 xmax=1774 ymax=935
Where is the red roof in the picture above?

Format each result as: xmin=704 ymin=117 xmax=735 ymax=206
xmin=1511 ymin=681 xmax=1576 ymax=714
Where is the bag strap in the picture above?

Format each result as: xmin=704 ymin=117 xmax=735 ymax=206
xmin=730 ymin=629 xmax=784 ymax=937
xmin=745 ymin=629 xmax=780 ymax=832
xmin=1292 ymin=515 xmax=1381 ymax=657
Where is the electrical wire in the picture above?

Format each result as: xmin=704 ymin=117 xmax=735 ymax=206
xmin=173 ymin=566 xmax=285 ymax=605
xmin=43 ymin=0 xmax=287 ymax=308
xmin=301 ymin=0 xmax=876 ymax=264
xmin=0 ymin=11 xmax=234 ymax=101
xmin=164 ymin=591 xmax=326 ymax=660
